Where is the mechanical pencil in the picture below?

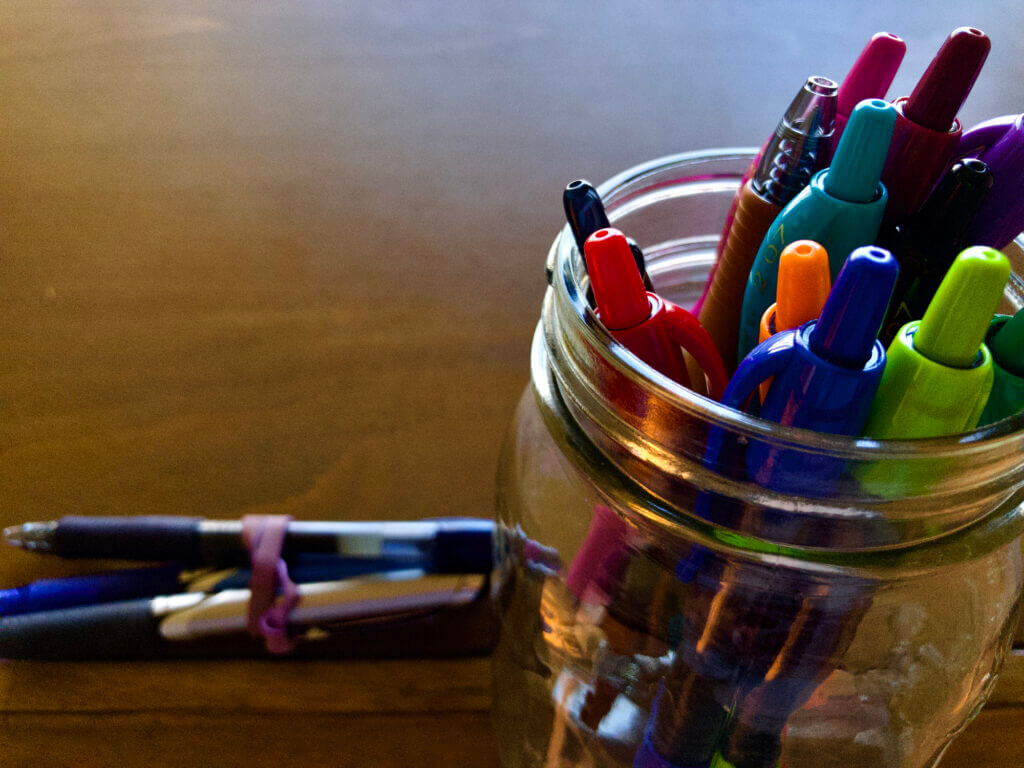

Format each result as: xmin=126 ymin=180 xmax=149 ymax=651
xmin=737 ymin=99 xmax=896 ymax=362
xmin=694 ymin=76 xmax=836 ymax=381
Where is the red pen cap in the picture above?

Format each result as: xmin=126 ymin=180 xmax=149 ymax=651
xmin=904 ymin=27 xmax=990 ymax=132
xmin=584 ymin=228 xmax=650 ymax=330
xmin=836 ymin=32 xmax=906 ymax=135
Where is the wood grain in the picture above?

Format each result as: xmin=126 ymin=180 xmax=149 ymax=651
xmin=3 ymin=0 xmax=1024 ymax=766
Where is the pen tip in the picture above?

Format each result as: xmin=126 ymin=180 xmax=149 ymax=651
xmin=3 ymin=522 xmax=55 ymax=552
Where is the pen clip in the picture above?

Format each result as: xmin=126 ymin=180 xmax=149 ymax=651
xmin=721 ymin=331 xmax=798 ymax=413
xmin=661 ymin=300 xmax=729 ymax=400
xmin=956 ymin=113 xmax=1018 ymax=159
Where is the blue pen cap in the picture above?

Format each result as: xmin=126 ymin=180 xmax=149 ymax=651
xmin=809 ymin=245 xmax=899 ymax=368
xmin=760 ymin=324 xmax=887 ymax=434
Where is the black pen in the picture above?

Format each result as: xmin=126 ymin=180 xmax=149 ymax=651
xmin=559 ymin=179 xmax=654 ymax=291
xmin=3 ymin=516 xmax=494 ymax=570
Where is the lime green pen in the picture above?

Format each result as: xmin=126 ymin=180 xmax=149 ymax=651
xmin=862 ymin=246 xmax=1010 ymax=439
xmin=979 ymin=308 xmax=1024 ymax=425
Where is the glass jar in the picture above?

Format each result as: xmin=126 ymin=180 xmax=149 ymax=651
xmin=492 ymin=150 xmax=1024 ymax=768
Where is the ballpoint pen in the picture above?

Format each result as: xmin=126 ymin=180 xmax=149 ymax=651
xmin=955 ymin=112 xmax=1024 ymax=249
xmin=757 ymin=240 xmax=831 ymax=401
xmin=585 ymin=228 xmax=729 ymax=398
xmin=880 ymin=27 xmax=990 ymax=224
xmin=693 ymin=76 xmax=836 ymax=381
xmin=979 ymin=309 xmax=1024 ymax=425
xmin=3 ymin=516 xmax=495 ymax=572
xmin=833 ymin=32 xmax=906 ymax=145
xmin=563 ymin=179 xmax=654 ymax=292
xmin=737 ymin=99 xmax=896 ymax=362
xmin=863 ymin=246 xmax=1010 ymax=439
xmin=0 ymin=569 xmax=488 ymax=660
xmin=0 ymin=554 xmax=428 ymax=616
xmin=878 ymin=158 xmax=993 ymax=345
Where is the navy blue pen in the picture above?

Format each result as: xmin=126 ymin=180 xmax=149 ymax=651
xmin=562 ymin=179 xmax=654 ymax=291
xmin=0 ymin=554 xmax=429 ymax=616
xmin=4 ymin=517 xmax=495 ymax=573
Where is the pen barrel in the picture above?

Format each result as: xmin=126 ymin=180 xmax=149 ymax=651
xmin=54 ymin=516 xmax=202 ymax=560
xmin=0 ymin=564 xmax=184 ymax=616
xmin=0 ymin=601 xmax=161 ymax=660
xmin=693 ymin=181 xmax=780 ymax=387
xmin=880 ymin=101 xmax=961 ymax=225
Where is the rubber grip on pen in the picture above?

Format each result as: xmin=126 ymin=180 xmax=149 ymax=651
xmin=689 ymin=182 xmax=781 ymax=392
xmin=0 ymin=600 xmax=161 ymax=660
xmin=54 ymin=516 xmax=202 ymax=560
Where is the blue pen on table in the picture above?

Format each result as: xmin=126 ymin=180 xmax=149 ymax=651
xmin=0 ymin=553 xmax=438 ymax=617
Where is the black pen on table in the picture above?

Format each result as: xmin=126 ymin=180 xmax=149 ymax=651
xmin=3 ymin=516 xmax=495 ymax=571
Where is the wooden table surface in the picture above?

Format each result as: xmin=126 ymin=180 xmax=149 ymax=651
xmin=2 ymin=2 xmax=1023 ymax=765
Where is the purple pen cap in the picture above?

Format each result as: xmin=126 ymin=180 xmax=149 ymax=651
xmin=809 ymin=246 xmax=899 ymax=369
xmin=835 ymin=32 xmax=906 ymax=139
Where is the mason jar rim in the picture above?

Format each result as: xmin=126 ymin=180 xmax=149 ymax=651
xmin=553 ymin=147 xmax=1024 ymax=461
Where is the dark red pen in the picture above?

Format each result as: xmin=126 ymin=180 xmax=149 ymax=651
xmin=584 ymin=228 xmax=728 ymax=400
xmin=880 ymin=26 xmax=990 ymax=224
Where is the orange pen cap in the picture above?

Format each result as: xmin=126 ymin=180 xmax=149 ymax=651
xmin=760 ymin=240 xmax=832 ymax=343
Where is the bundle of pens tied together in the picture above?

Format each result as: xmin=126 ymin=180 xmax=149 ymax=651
xmin=0 ymin=515 xmax=495 ymax=659
xmin=565 ymin=26 xmax=1024 ymax=442
xmin=559 ymin=26 xmax=1024 ymax=768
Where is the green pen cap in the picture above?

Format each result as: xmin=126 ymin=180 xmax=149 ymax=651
xmin=913 ymin=246 xmax=1010 ymax=368
xmin=979 ymin=311 xmax=1024 ymax=425
xmin=863 ymin=248 xmax=1009 ymax=439
xmin=988 ymin=307 xmax=1024 ymax=377
xmin=824 ymin=99 xmax=897 ymax=203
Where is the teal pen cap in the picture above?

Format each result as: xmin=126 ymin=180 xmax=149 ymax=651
xmin=736 ymin=100 xmax=897 ymax=360
xmin=979 ymin=309 xmax=1024 ymax=425
xmin=825 ymin=99 xmax=899 ymax=203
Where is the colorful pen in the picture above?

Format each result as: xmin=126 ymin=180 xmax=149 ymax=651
xmin=880 ymin=27 xmax=990 ymax=224
xmin=737 ymin=99 xmax=896 ymax=362
xmin=563 ymin=179 xmax=654 ymax=292
xmin=695 ymin=76 xmax=837 ymax=381
xmin=834 ymin=32 xmax=906 ymax=145
xmin=863 ymin=247 xmax=1010 ymax=439
xmin=585 ymin=228 xmax=729 ymax=399
xmin=878 ymin=158 xmax=993 ymax=345
xmin=757 ymin=240 xmax=832 ymax=401
xmin=956 ymin=112 xmax=1024 ymax=249
xmin=979 ymin=309 xmax=1024 ymax=425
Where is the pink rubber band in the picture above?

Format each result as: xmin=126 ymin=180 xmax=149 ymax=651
xmin=242 ymin=514 xmax=300 ymax=655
